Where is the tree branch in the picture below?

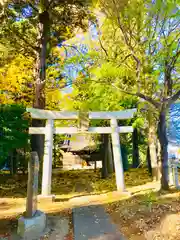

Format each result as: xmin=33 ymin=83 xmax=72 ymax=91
xmin=170 ymin=48 xmax=180 ymax=69
xmin=60 ymin=45 xmax=68 ymax=59
xmin=111 ymin=84 xmax=160 ymax=109
xmin=48 ymin=0 xmax=55 ymax=8
xmin=61 ymin=44 xmax=82 ymax=55
xmin=111 ymin=0 xmax=141 ymax=92
xmin=121 ymin=54 xmax=132 ymax=63
xmin=28 ymin=2 xmax=39 ymax=12
xmin=167 ymin=89 xmax=180 ymax=108
xmin=9 ymin=26 xmax=39 ymax=53
xmin=59 ymin=81 xmax=72 ymax=90
xmin=136 ymin=93 xmax=160 ymax=109
xmin=99 ymin=38 xmax=109 ymax=58
xmin=71 ymin=72 xmax=160 ymax=109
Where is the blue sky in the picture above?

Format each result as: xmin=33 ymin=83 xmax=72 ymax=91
xmin=168 ymin=103 xmax=180 ymax=145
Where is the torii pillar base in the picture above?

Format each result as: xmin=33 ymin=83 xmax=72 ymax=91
xmin=38 ymin=194 xmax=55 ymax=203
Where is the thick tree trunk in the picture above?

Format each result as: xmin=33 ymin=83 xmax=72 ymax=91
xmin=148 ymin=124 xmax=159 ymax=181
xmin=132 ymin=128 xmax=140 ymax=168
xmin=158 ymin=111 xmax=169 ymax=190
xmin=31 ymin=5 xmax=50 ymax=162
xmin=101 ymin=134 xmax=109 ymax=179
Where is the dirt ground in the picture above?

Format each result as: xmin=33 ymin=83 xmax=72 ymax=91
xmin=106 ymin=189 xmax=180 ymax=240
xmin=0 ymin=168 xmax=179 ymax=239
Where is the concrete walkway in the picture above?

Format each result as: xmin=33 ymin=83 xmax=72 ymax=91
xmin=73 ymin=205 xmax=125 ymax=240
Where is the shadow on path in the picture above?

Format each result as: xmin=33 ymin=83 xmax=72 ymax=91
xmin=73 ymin=205 xmax=125 ymax=240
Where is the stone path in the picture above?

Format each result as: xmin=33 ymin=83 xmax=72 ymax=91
xmin=73 ymin=205 xmax=125 ymax=240
xmin=46 ymin=216 xmax=69 ymax=239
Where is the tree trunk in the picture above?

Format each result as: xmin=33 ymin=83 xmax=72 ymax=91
xmin=101 ymin=134 xmax=109 ymax=179
xmin=53 ymin=134 xmax=56 ymax=168
xmin=156 ymin=139 xmax=162 ymax=181
xmin=10 ymin=149 xmax=17 ymax=175
xmin=31 ymin=5 xmax=50 ymax=162
xmin=148 ymin=124 xmax=159 ymax=181
xmin=132 ymin=128 xmax=140 ymax=168
xmin=13 ymin=149 xmax=17 ymax=174
xmin=31 ymin=120 xmax=45 ymax=164
xmin=107 ymin=135 xmax=114 ymax=174
xmin=94 ymin=159 xmax=97 ymax=172
xmin=22 ymin=148 xmax=26 ymax=175
xmin=121 ymin=144 xmax=129 ymax=171
xmin=10 ymin=151 xmax=14 ymax=175
xmin=146 ymin=146 xmax=152 ymax=176
xmin=158 ymin=111 xmax=169 ymax=190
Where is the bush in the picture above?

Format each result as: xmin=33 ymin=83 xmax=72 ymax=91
xmin=0 ymin=104 xmax=30 ymax=169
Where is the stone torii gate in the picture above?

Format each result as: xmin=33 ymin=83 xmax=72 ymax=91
xmin=27 ymin=108 xmax=137 ymax=198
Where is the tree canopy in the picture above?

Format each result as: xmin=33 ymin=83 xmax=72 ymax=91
xmin=0 ymin=0 xmax=179 ymax=190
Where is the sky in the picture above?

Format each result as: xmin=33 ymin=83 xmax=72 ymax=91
xmin=168 ymin=102 xmax=180 ymax=145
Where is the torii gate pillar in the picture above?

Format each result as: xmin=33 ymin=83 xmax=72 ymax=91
xmin=111 ymin=118 xmax=125 ymax=191
xmin=41 ymin=120 xmax=54 ymax=197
